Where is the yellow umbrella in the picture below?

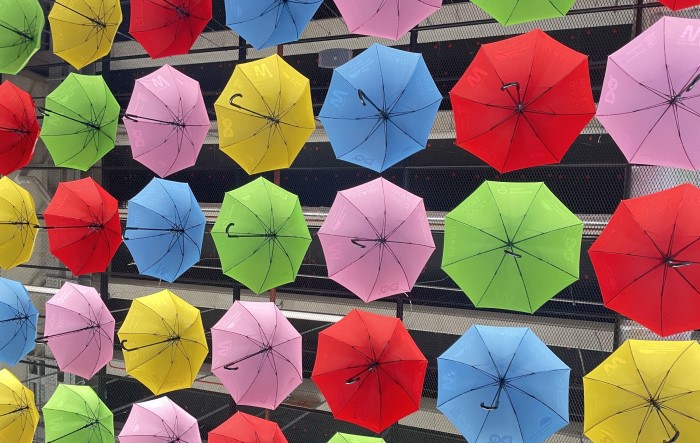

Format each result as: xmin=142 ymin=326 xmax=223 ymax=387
xmin=48 ymin=0 xmax=122 ymax=70
xmin=214 ymin=54 xmax=315 ymax=174
xmin=584 ymin=340 xmax=700 ymax=443
xmin=0 ymin=177 xmax=38 ymax=270
xmin=0 ymin=369 xmax=39 ymax=443
xmin=118 ymin=289 xmax=208 ymax=395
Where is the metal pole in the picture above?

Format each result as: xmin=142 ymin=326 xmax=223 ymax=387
xmin=238 ymin=36 xmax=247 ymax=62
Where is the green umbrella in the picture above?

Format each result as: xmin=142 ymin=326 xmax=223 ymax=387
xmin=442 ymin=181 xmax=582 ymax=314
xmin=40 ymin=73 xmax=119 ymax=171
xmin=212 ymin=177 xmax=311 ymax=294
xmin=471 ymin=0 xmax=575 ymax=26
xmin=43 ymin=384 xmax=113 ymax=443
xmin=329 ymin=434 xmax=386 ymax=443
xmin=0 ymin=0 xmax=44 ymax=74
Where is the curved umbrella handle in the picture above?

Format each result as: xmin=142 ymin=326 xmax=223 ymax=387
xmin=223 ymin=363 xmax=239 ymax=371
xmin=504 ymin=249 xmax=522 ymax=258
xmin=500 ymin=82 xmax=520 ymax=92
xmin=34 ymin=336 xmax=48 ymax=344
xmin=351 ymin=238 xmax=367 ymax=248
xmin=225 ymin=223 xmax=236 ymax=238
xmin=480 ymin=400 xmax=499 ymax=410
xmin=664 ymin=430 xmax=680 ymax=443
xmin=120 ymin=340 xmax=135 ymax=352
xmin=345 ymin=376 xmax=361 ymax=385
xmin=229 ymin=93 xmax=243 ymax=107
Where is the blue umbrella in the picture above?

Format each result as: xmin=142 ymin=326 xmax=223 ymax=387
xmin=225 ymin=0 xmax=323 ymax=50
xmin=437 ymin=325 xmax=570 ymax=443
xmin=319 ymin=43 xmax=442 ymax=172
xmin=124 ymin=178 xmax=205 ymax=283
xmin=0 ymin=277 xmax=38 ymax=365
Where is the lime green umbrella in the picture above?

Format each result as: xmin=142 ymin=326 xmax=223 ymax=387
xmin=212 ymin=177 xmax=311 ymax=294
xmin=471 ymin=0 xmax=575 ymax=26
xmin=442 ymin=181 xmax=582 ymax=314
xmin=0 ymin=0 xmax=44 ymax=74
xmin=40 ymin=73 xmax=119 ymax=171
xmin=43 ymin=384 xmax=113 ymax=443
xmin=329 ymin=434 xmax=386 ymax=443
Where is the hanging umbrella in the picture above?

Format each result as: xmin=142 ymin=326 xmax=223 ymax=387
xmin=124 ymin=64 xmax=211 ymax=178
xmin=214 ymin=54 xmax=315 ymax=175
xmin=0 ymin=277 xmax=37 ymax=366
xmin=48 ymin=0 xmax=122 ymax=70
xmin=0 ymin=81 xmax=40 ymax=175
xmin=130 ymin=0 xmax=211 ymax=58
xmin=0 ymin=369 xmax=38 ymax=443
xmin=118 ymin=289 xmax=208 ymax=395
xmin=212 ymin=300 xmax=302 ymax=410
xmin=441 ymin=181 xmax=582 ymax=313
xmin=660 ymin=0 xmax=700 ymax=9
xmin=329 ymin=434 xmax=385 ymax=443
xmin=124 ymin=178 xmax=206 ymax=283
xmin=589 ymin=183 xmax=700 ymax=337
xmin=40 ymin=73 xmax=120 ymax=171
xmin=311 ymin=309 xmax=427 ymax=433
xmin=318 ymin=177 xmax=435 ymax=302
xmin=333 ymin=0 xmax=441 ymax=40
xmin=225 ymin=0 xmax=323 ymax=50
xmin=209 ymin=411 xmax=288 ymax=443
xmin=0 ymin=0 xmax=44 ymax=74
xmin=36 ymin=282 xmax=115 ymax=380
xmin=119 ymin=396 xmax=201 ymax=443
xmin=597 ymin=16 xmax=700 ymax=170
xmin=319 ymin=43 xmax=442 ymax=172
xmin=211 ymin=177 xmax=311 ymax=294
xmin=437 ymin=325 xmax=570 ymax=443
xmin=450 ymin=29 xmax=595 ymax=173
xmin=0 ymin=176 xmax=38 ymax=270
xmin=43 ymin=384 xmax=113 ymax=443
xmin=471 ymin=0 xmax=574 ymax=26
xmin=584 ymin=340 xmax=700 ymax=443
xmin=44 ymin=177 xmax=122 ymax=276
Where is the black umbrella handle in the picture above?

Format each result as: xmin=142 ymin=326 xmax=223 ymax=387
xmin=504 ymin=248 xmax=522 ymax=259
xmin=664 ymin=430 xmax=680 ymax=443
xmin=35 ymin=325 xmax=100 ymax=343
xmin=481 ymin=380 xmax=505 ymax=410
xmin=223 ymin=345 xmax=273 ymax=370
xmin=229 ymin=93 xmax=278 ymax=122
xmin=120 ymin=338 xmax=179 ymax=352
xmin=480 ymin=400 xmax=499 ymax=410
xmin=345 ymin=361 xmax=380 ymax=384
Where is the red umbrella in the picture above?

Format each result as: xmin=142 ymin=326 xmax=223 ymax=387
xmin=0 ymin=81 xmax=40 ymax=175
xmin=589 ymin=183 xmax=700 ymax=337
xmin=450 ymin=29 xmax=595 ymax=173
xmin=44 ymin=178 xmax=123 ymax=276
xmin=209 ymin=411 xmax=288 ymax=443
xmin=130 ymin=0 xmax=212 ymax=58
xmin=311 ymin=309 xmax=427 ymax=433
xmin=660 ymin=0 xmax=700 ymax=10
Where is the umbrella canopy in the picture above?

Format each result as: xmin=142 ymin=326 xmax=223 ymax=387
xmin=209 ymin=411 xmax=288 ymax=443
xmin=0 ymin=176 xmax=38 ymax=270
xmin=0 ymin=369 xmax=38 ymax=443
xmin=44 ymin=177 xmax=122 ymax=276
xmin=319 ymin=44 xmax=442 ymax=172
xmin=0 ymin=0 xmax=43 ymax=74
xmin=225 ymin=0 xmax=323 ymax=50
xmin=328 ymin=434 xmax=385 ymax=443
xmin=130 ymin=0 xmax=211 ymax=58
xmin=211 ymin=177 xmax=311 ymax=294
xmin=660 ymin=0 xmax=700 ymax=9
xmin=0 ymin=81 xmax=40 ymax=175
xmin=40 ymin=73 xmax=120 ymax=171
xmin=44 ymin=384 xmax=113 ymax=443
xmin=470 ymin=0 xmax=574 ymax=25
xmin=212 ymin=301 xmax=302 ymax=410
xmin=451 ymin=29 xmax=595 ymax=173
xmin=333 ymin=0 xmax=441 ymax=40
xmin=589 ymin=183 xmax=700 ymax=337
xmin=442 ymin=181 xmax=582 ymax=313
xmin=124 ymin=178 xmax=206 ymax=283
xmin=437 ymin=325 xmax=570 ymax=443
xmin=48 ymin=0 xmax=122 ymax=70
xmin=318 ymin=177 xmax=435 ymax=302
xmin=312 ymin=309 xmax=427 ymax=433
xmin=584 ymin=340 xmax=700 ymax=443
xmin=597 ymin=16 xmax=700 ymax=170
xmin=124 ymin=65 xmax=211 ymax=178
xmin=214 ymin=54 xmax=314 ymax=174
xmin=39 ymin=282 xmax=115 ymax=380
xmin=118 ymin=289 xmax=208 ymax=395
xmin=119 ymin=396 xmax=201 ymax=443
xmin=0 ymin=277 xmax=37 ymax=366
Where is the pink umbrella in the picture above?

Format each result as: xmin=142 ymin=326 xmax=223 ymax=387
xmin=318 ymin=177 xmax=435 ymax=302
xmin=38 ymin=282 xmax=115 ymax=379
xmin=597 ymin=16 xmax=700 ymax=170
xmin=334 ymin=0 xmax=442 ymax=40
xmin=211 ymin=301 xmax=302 ymax=410
xmin=119 ymin=396 xmax=201 ymax=443
xmin=124 ymin=64 xmax=210 ymax=178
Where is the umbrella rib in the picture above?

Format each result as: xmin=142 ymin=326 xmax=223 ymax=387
xmin=221 ymin=193 xmax=272 ymax=235
xmin=651 ymin=342 xmax=695 ymax=401
xmin=337 ymin=193 xmax=382 ymax=237
xmin=512 ymin=223 xmax=583 ymax=244
xmin=669 ymin=99 xmax=697 ymax=169
xmin=473 ymin=327 xmax=504 ymax=379
xmin=512 ymin=246 xmax=579 ymax=280
xmin=471 ymin=253 xmax=508 ymax=307
xmin=505 ymin=381 xmax=569 ymax=423
xmin=382 ymin=243 xmax=412 ymax=290
xmin=499 ymin=388 xmax=526 ymax=442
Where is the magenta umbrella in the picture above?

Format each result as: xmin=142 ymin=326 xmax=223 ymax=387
xmin=124 ymin=64 xmax=210 ymax=178
xmin=319 ymin=178 xmax=435 ymax=302
xmin=334 ymin=0 xmax=442 ymax=40
xmin=597 ymin=16 xmax=700 ymax=170
xmin=119 ymin=396 xmax=201 ymax=443
xmin=37 ymin=282 xmax=115 ymax=379
xmin=212 ymin=301 xmax=302 ymax=410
